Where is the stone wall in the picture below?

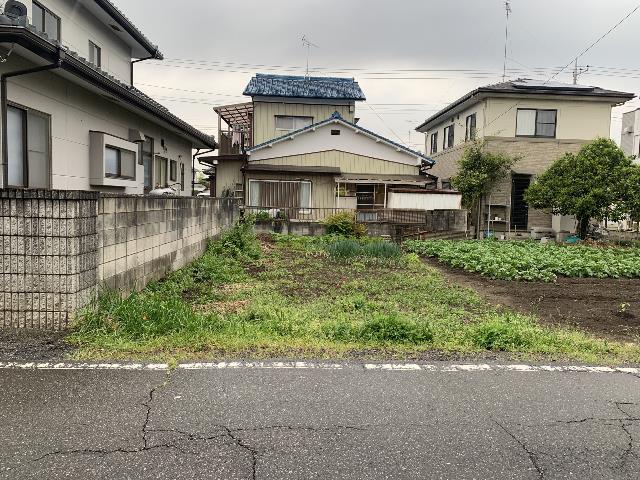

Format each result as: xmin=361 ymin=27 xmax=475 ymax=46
xmin=98 ymin=196 xmax=238 ymax=294
xmin=1 ymin=191 xmax=239 ymax=330
xmin=0 ymin=190 xmax=99 ymax=329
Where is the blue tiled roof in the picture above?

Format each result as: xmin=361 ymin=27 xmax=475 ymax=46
xmin=243 ymin=74 xmax=366 ymax=100
xmin=248 ymin=112 xmax=434 ymax=166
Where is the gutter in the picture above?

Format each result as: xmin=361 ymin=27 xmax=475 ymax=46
xmin=1 ymin=47 xmax=64 ymax=187
xmin=0 ymin=26 xmax=216 ymax=149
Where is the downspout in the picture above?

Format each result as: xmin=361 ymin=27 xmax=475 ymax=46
xmin=192 ymin=148 xmax=216 ymax=196
xmin=2 ymin=48 xmax=64 ymax=187
xmin=130 ymin=54 xmax=156 ymax=85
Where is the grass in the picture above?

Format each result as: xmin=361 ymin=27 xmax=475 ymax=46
xmin=68 ymin=227 xmax=640 ymax=364
xmin=405 ymin=239 xmax=640 ymax=282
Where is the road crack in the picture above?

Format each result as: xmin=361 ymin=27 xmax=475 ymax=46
xmin=493 ymin=419 xmax=545 ymax=479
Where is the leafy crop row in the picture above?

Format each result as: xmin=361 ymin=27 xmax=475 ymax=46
xmin=404 ymin=240 xmax=640 ymax=282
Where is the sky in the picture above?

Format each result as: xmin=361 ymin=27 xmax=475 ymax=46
xmin=114 ymin=0 xmax=640 ymax=152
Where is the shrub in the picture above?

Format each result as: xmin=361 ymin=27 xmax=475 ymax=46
xmin=212 ymin=217 xmax=262 ymax=260
xmin=323 ymin=212 xmax=367 ymax=237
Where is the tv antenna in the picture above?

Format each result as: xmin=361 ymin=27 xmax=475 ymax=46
xmin=301 ymin=34 xmax=319 ymax=78
xmin=502 ymin=0 xmax=512 ymax=82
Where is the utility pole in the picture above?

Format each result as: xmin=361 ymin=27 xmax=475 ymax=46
xmin=572 ymin=58 xmax=590 ymax=85
xmin=502 ymin=0 xmax=512 ymax=82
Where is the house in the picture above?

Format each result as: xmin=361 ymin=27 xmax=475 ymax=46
xmin=203 ymin=74 xmax=437 ymax=218
xmin=621 ymin=109 xmax=640 ymax=163
xmin=0 ymin=0 xmax=216 ymax=195
xmin=416 ymin=79 xmax=634 ymax=235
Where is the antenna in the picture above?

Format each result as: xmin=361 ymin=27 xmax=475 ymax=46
xmin=502 ymin=0 xmax=512 ymax=82
xmin=572 ymin=58 xmax=590 ymax=85
xmin=301 ymin=34 xmax=319 ymax=78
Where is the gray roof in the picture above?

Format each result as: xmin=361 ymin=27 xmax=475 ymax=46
xmin=248 ymin=111 xmax=434 ymax=166
xmin=243 ymin=74 xmax=366 ymax=100
xmin=416 ymin=78 xmax=636 ymax=131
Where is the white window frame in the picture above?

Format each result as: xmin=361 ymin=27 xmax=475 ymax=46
xmin=275 ymin=116 xmax=314 ymax=132
xmin=430 ymin=132 xmax=438 ymax=154
xmin=104 ymin=145 xmax=136 ymax=180
xmin=248 ymin=179 xmax=313 ymax=213
xmin=465 ymin=113 xmax=477 ymax=141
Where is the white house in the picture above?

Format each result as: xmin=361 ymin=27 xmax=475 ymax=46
xmin=0 ymin=0 xmax=216 ymax=195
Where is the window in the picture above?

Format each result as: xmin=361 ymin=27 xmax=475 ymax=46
xmin=140 ymin=136 xmax=154 ymax=191
xmin=89 ymin=41 xmax=101 ymax=68
xmin=6 ymin=105 xmax=50 ymax=188
xmin=104 ymin=146 xmax=135 ymax=179
xmin=465 ymin=114 xmax=477 ymax=141
xmin=443 ymin=125 xmax=455 ymax=150
xmin=180 ymin=163 xmax=185 ymax=191
xmin=275 ymin=116 xmax=313 ymax=132
xmin=430 ymin=132 xmax=438 ymax=154
xmin=169 ymin=160 xmax=177 ymax=182
xmin=248 ymin=180 xmax=312 ymax=210
xmin=331 ymin=129 xmax=341 ymax=136
xmin=516 ymin=109 xmax=557 ymax=138
xmin=154 ymin=156 xmax=167 ymax=188
xmin=32 ymin=1 xmax=60 ymax=41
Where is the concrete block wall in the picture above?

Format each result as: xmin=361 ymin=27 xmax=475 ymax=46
xmin=0 ymin=190 xmax=99 ymax=329
xmin=98 ymin=196 xmax=239 ymax=295
xmin=1 ymin=191 xmax=239 ymax=330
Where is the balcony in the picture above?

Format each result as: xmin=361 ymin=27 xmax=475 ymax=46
xmin=214 ymin=102 xmax=253 ymax=156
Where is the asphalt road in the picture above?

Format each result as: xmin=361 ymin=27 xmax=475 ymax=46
xmin=1 ymin=363 xmax=639 ymax=479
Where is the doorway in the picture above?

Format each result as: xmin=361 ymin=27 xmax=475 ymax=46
xmin=511 ymin=174 xmax=531 ymax=231
xmin=356 ymin=184 xmax=376 ymax=210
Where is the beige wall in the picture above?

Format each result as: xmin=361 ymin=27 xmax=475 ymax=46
xmin=28 ymin=0 xmax=134 ymax=84
xmin=253 ymin=101 xmax=354 ymax=145
xmin=252 ymin=151 xmax=420 ymax=176
xmin=0 ymin=55 xmax=194 ymax=195
xmin=423 ymin=95 xmax=615 ymax=155
xmin=484 ymin=97 xmax=612 ymax=139
xmin=215 ymin=159 xmax=245 ymax=197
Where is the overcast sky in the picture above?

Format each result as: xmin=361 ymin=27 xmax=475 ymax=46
xmin=114 ymin=0 xmax=640 ymax=151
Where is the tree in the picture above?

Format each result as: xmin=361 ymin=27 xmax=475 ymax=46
xmin=451 ymin=141 xmax=519 ymax=236
xmin=525 ymin=138 xmax=634 ymax=239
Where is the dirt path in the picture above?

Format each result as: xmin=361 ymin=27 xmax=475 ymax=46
xmin=424 ymin=258 xmax=640 ymax=343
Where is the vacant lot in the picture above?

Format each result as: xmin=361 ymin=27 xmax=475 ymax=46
xmin=69 ymin=224 xmax=640 ymax=364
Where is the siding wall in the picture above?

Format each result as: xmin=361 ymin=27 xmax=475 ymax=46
xmin=251 ymin=151 xmax=419 ymax=175
xmin=252 ymin=101 xmax=354 ymax=145
xmin=0 ymin=55 xmax=194 ymax=194
xmin=26 ymin=0 xmax=134 ymax=84
xmin=215 ymin=159 xmax=245 ymax=197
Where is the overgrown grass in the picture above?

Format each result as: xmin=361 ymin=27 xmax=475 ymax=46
xmin=68 ymin=229 xmax=640 ymax=364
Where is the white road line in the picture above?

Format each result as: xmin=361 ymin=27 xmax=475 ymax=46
xmin=0 ymin=361 xmax=638 ymax=374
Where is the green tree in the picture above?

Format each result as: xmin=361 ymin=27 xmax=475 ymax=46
xmin=451 ymin=141 xmax=519 ymax=235
xmin=525 ymin=138 xmax=634 ymax=239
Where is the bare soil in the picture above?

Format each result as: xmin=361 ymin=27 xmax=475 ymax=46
xmin=425 ymin=258 xmax=640 ymax=344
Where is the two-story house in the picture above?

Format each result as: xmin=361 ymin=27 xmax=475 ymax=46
xmin=205 ymin=73 xmax=437 ymax=218
xmin=0 ymin=0 xmax=216 ymax=195
xmin=416 ymin=79 xmax=634 ymax=235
